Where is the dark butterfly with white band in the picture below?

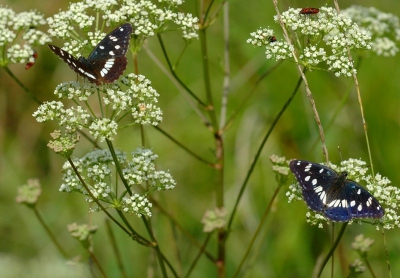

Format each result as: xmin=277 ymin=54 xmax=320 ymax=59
xmin=289 ymin=160 xmax=384 ymax=222
xmin=48 ymin=23 xmax=133 ymax=85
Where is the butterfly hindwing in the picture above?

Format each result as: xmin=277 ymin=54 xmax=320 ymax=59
xmin=48 ymin=23 xmax=133 ymax=85
xmin=289 ymin=159 xmax=384 ymax=222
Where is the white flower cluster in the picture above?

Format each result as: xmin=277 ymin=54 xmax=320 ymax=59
xmin=60 ymin=148 xmax=175 ymax=217
xmin=89 ymin=118 xmax=118 ymax=142
xmin=201 ymin=207 xmax=227 ymax=233
xmin=122 ymin=194 xmax=152 ymax=217
xmin=249 ymin=7 xmax=373 ymax=77
xmin=342 ymin=6 xmax=400 ymax=57
xmin=269 ymin=155 xmax=291 ymax=185
xmin=112 ymin=73 xmax=163 ymax=125
xmin=46 ymin=0 xmax=198 ymax=54
xmin=287 ymin=158 xmax=400 ymax=229
xmin=123 ymin=148 xmax=176 ymax=191
xmin=33 ymin=101 xmax=90 ymax=133
xmin=34 ymin=73 xmax=162 ymax=144
xmin=0 ymin=6 xmax=50 ymax=66
xmin=247 ymin=28 xmax=276 ymax=46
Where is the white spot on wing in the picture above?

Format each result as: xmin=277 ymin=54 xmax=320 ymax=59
xmin=366 ymin=197 xmax=372 ymax=207
xmin=311 ymin=179 xmax=317 ymax=186
xmin=109 ymin=50 xmax=115 ymax=55
xmin=350 ymin=200 xmax=356 ymax=207
xmin=357 ymin=189 xmax=361 ymax=195
xmin=99 ymin=45 xmax=105 ymax=49
xmin=314 ymin=186 xmax=322 ymax=193
xmin=115 ymin=45 xmax=121 ymax=49
xmin=305 ymin=176 xmax=310 ymax=181
xmin=320 ymin=191 xmax=326 ymax=204
xmin=319 ymin=168 xmax=324 ymax=173
xmin=101 ymin=68 xmax=108 ymax=77
xmin=357 ymin=204 xmax=362 ymax=211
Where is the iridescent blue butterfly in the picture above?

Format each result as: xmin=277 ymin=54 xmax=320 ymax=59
xmin=48 ymin=23 xmax=132 ymax=85
xmin=289 ymin=160 xmax=384 ymax=222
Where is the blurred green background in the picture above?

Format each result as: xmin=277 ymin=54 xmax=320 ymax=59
xmin=0 ymin=0 xmax=399 ymax=277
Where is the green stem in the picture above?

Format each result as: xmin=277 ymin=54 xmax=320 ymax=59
xmin=152 ymin=197 xmax=215 ymax=261
xmin=141 ymin=217 xmax=170 ymax=278
xmin=32 ymin=206 xmax=68 ymax=259
xmin=116 ymin=210 xmax=153 ymax=246
xmin=184 ymin=233 xmax=213 ymax=278
xmin=105 ymin=139 xmax=132 ymax=195
xmin=156 ymin=34 xmax=206 ymax=107
xmin=317 ymin=222 xmax=348 ymax=277
xmin=105 ymin=219 xmax=128 ymax=278
xmin=3 ymin=66 xmax=42 ymax=104
xmin=381 ymin=228 xmax=392 ymax=278
xmin=232 ymin=185 xmax=281 ymax=277
xmin=154 ymin=126 xmax=214 ymax=166
xmin=199 ymin=28 xmax=218 ymax=130
xmin=227 ymin=74 xmax=303 ymax=232
xmin=363 ymin=256 xmax=377 ymax=278
xmin=88 ymin=249 xmax=108 ymax=278
xmin=67 ymin=158 xmax=133 ymax=237
xmin=223 ymin=61 xmax=283 ymax=132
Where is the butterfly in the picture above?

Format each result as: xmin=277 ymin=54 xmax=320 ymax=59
xmin=289 ymin=160 xmax=384 ymax=222
xmin=48 ymin=23 xmax=133 ymax=85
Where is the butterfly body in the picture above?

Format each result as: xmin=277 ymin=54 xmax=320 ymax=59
xmin=49 ymin=23 xmax=133 ymax=85
xmin=289 ymin=160 xmax=384 ymax=222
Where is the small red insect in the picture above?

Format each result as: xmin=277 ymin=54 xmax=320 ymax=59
xmin=25 ymin=51 xmax=38 ymax=70
xmin=268 ymin=36 xmax=277 ymax=43
xmin=299 ymin=7 xmax=320 ymax=15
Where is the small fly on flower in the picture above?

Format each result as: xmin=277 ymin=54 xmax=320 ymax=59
xmin=299 ymin=7 xmax=320 ymax=15
xmin=268 ymin=36 xmax=277 ymax=43
xmin=25 ymin=51 xmax=38 ymax=70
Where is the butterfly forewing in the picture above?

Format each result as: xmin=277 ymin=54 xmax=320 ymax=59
xmin=48 ymin=23 xmax=133 ymax=85
xmin=289 ymin=160 xmax=384 ymax=222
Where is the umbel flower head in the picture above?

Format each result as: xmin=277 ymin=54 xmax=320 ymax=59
xmin=46 ymin=0 xmax=198 ymax=56
xmin=342 ymin=5 xmax=400 ymax=57
xmin=60 ymin=148 xmax=176 ymax=218
xmin=0 ymin=6 xmax=50 ymax=67
xmin=15 ymin=178 xmax=42 ymax=207
xmin=33 ymin=73 xmax=163 ymax=149
xmin=247 ymin=7 xmax=372 ymax=77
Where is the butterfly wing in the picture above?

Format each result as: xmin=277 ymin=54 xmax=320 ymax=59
xmin=48 ymin=23 xmax=132 ymax=85
xmin=87 ymin=23 xmax=133 ymax=84
xmin=289 ymin=160 xmax=338 ymax=212
xmin=48 ymin=45 xmax=100 ymax=84
xmin=343 ymin=180 xmax=384 ymax=219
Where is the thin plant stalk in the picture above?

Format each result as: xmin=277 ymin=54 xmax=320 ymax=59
xmin=184 ymin=233 xmax=213 ymax=278
xmin=88 ymin=249 xmax=108 ymax=278
xmin=157 ymin=34 xmax=207 ymax=107
xmin=219 ymin=1 xmax=230 ymax=130
xmin=141 ymin=216 xmax=171 ymax=278
xmin=154 ymin=126 xmax=214 ymax=166
xmin=3 ymin=66 xmax=42 ymax=104
xmin=105 ymin=219 xmax=128 ymax=278
xmin=316 ymin=222 xmax=348 ymax=278
xmin=32 ymin=206 xmax=69 ymax=259
xmin=232 ymin=185 xmax=282 ymax=277
xmin=227 ymin=74 xmax=304 ymax=232
xmin=381 ymin=229 xmax=392 ymax=278
xmin=272 ymin=0 xmax=329 ymax=163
